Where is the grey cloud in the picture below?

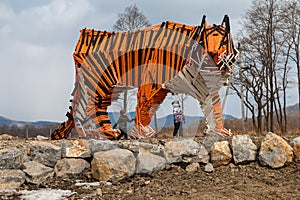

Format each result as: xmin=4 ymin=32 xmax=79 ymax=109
xmin=0 ymin=0 xmax=252 ymax=121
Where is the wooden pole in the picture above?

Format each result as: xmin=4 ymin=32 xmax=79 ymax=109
xmin=238 ymin=45 xmax=246 ymax=133
xmin=154 ymin=113 xmax=158 ymax=132
xmin=240 ymin=67 xmax=246 ymax=133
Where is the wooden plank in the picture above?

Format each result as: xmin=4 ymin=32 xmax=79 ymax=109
xmin=182 ymin=67 xmax=208 ymax=99
xmin=177 ymin=72 xmax=208 ymax=101
xmin=166 ymin=73 xmax=207 ymax=103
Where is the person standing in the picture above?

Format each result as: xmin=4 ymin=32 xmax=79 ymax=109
xmin=172 ymin=101 xmax=184 ymax=137
xmin=113 ymin=109 xmax=133 ymax=140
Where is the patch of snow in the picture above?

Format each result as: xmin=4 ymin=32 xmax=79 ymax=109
xmin=75 ymin=182 xmax=100 ymax=189
xmin=19 ymin=189 xmax=76 ymax=200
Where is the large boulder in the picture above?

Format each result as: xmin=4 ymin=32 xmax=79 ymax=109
xmin=258 ymin=132 xmax=293 ymax=168
xmin=135 ymin=151 xmax=166 ymax=174
xmin=232 ymin=135 xmax=257 ymax=164
xmin=23 ymin=161 xmax=54 ymax=185
xmin=88 ymin=139 xmax=119 ymax=155
xmin=291 ymin=136 xmax=300 ymax=162
xmin=210 ymin=141 xmax=232 ymax=167
xmin=0 ymin=170 xmax=25 ymax=189
xmin=54 ymin=158 xmax=90 ymax=178
xmin=62 ymin=139 xmax=91 ymax=158
xmin=120 ymin=141 xmax=161 ymax=154
xmin=0 ymin=147 xmax=24 ymax=169
xmin=163 ymin=139 xmax=202 ymax=163
xmin=192 ymin=144 xmax=210 ymax=164
xmin=91 ymin=149 xmax=136 ymax=182
xmin=202 ymin=132 xmax=224 ymax=153
xmin=0 ymin=134 xmax=13 ymax=140
xmin=28 ymin=141 xmax=61 ymax=167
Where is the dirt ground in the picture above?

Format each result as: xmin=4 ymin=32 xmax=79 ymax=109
xmin=1 ymin=136 xmax=300 ymax=200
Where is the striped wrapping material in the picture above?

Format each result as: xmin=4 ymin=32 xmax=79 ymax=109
xmin=72 ymin=22 xmax=202 ymax=139
xmin=51 ymin=15 xmax=238 ymax=140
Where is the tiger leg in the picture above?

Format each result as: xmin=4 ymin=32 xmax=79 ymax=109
xmin=210 ymin=92 xmax=232 ymax=136
xmin=51 ymin=107 xmax=75 ymax=139
xmin=133 ymin=83 xmax=168 ymax=138
xmin=85 ymin=93 xmax=120 ymax=139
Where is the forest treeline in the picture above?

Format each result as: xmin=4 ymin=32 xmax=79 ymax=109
xmin=231 ymin=0 xmax=300 ymax=135
xmin=0 ymin=110 xmax=298 ymax=138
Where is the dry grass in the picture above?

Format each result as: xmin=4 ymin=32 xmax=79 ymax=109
xmin=156 ymin=114 xmax=300 ymax=138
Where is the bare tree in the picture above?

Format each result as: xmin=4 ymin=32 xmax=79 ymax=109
xmin=113 ymin=5 xmax=151 ymax=32
xmin=282 ymin=0 xmax=300 ymax=117
xmin=232 ymin=54 xmax=267 ymax=135
xmin=232 ymin=0 xmax=294 ymax=135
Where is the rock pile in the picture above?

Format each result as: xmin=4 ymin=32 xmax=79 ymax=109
xmin=0 ymin=133 xmax=299 ymax=190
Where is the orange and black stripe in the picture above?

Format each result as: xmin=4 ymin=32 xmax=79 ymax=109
xmin=71 ymin=21 xmax=202 ymax=138
xmin=52 ymin=15 xmax=238 ymax=139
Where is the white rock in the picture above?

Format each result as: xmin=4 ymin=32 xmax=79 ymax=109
xmin=54 ymin=158 xmax=90 ymax=178
xmin=191 ymin=145 xmax=210 ymax=164
xmin=185 ymin=163 xmax=200 ymax=173
xmin=135 ymin=151 xmax=166 ymax=174
xmin=28 ymin=141 xmax=61 ymax=167
xmin=88 ymin=139 xmax=118 ymax=155
xmin=163 ymin=139 xmax=201 ymax=164
xmin=204 ymin=163 xmax=214 ymax=173
xmin=0 ymin=170 xmax=25 ymax=189
xmin=232 ymin=135 xmax=257 ymax=164
xmin=210 ymin=141 xmax=232 ymax=167
xmin=258 ymin=132 xmax=294 ymax=168
xmin=0 ymin=134 xmax=13 ymax=140
xmin=203 ymin=132 xmax=224 ymax=153
xmin=120 ymin=141 xmax=160 ymax=153
xmin=23 ymin=161 xmax=54 ymax=185
xmin=0 ymin=147 xmax=24 ymax=169
xmin=62 ymin=139 xmax=91 ymax=158
xmin=36 ymin=135 xmax=49 ymax=141
xmin=291 ymin=136 xmax=300 ymax=162
xmin=95 ymin=188 xmax=102 ymax=196
xmin=91 ymin=149 xmax=136 ymax=182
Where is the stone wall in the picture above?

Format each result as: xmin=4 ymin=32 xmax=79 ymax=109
xmin=0 ymin=132 xmax=299 ymax=189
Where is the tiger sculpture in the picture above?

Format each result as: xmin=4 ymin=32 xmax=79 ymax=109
xmin=51 ymin=15 xmax=238 ymax=140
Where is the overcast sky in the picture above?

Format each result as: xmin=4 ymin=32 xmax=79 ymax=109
xmin=0 ymin=0 xmax=273 ymax=122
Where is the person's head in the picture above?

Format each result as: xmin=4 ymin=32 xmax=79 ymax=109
xmin=172 ymin=100 xmax=180 ymax=107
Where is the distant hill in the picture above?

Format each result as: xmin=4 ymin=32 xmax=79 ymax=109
xmin=0 ymin=112 xmax=236 ymax=129
xmin=0 ymin=116 xmax=58 ymax=128
xmin=286 ymin=103 xmax=299 ymax=115
xmin=2 ymin=103 xmax=298 ymax=128
xmin=109 ymin=112 xmax=235 ymax=128
xmin=0 ymin=112 xmax=244 ymax=129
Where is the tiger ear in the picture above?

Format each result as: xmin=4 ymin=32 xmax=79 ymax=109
xmin=200 ymin=15 xmax=206 ymax=28
xmin=221 ymin=15 xmax=230 ymax=33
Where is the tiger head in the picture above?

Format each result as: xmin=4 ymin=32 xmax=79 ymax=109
xmin=195 ymin=15 xmax=239 ymax=73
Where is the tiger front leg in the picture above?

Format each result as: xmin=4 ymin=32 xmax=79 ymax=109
xmin=206 ymin=92 xmax=233 ymax=137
